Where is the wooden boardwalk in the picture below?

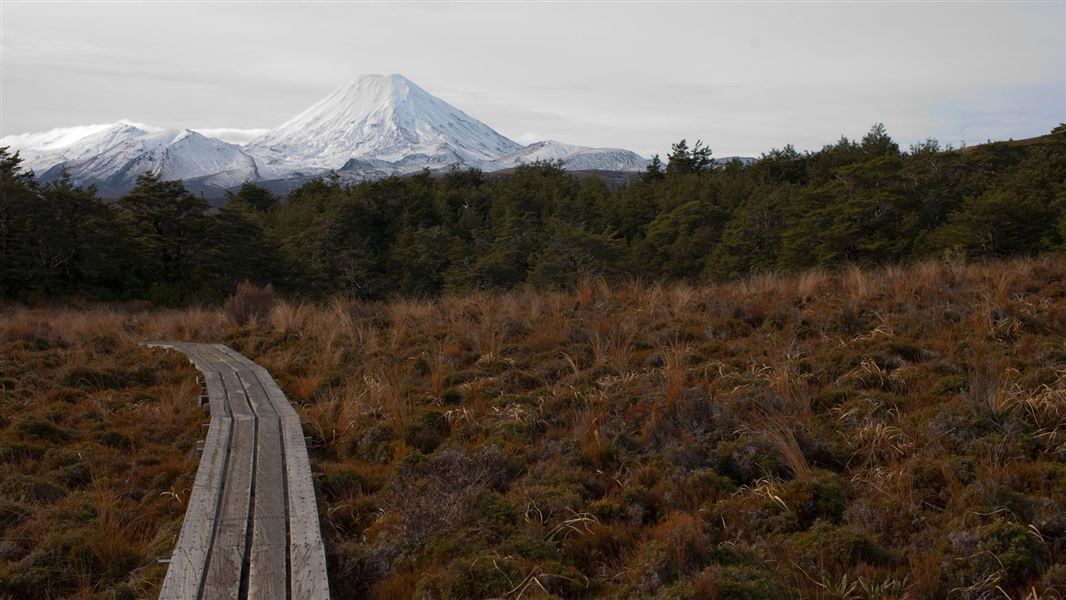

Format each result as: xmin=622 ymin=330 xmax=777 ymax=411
xmin=148 ymin=342 xmax=329 ymax=600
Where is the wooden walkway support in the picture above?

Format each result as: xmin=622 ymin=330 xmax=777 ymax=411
xmin=147 ymin=342 xmax=329 ymax=600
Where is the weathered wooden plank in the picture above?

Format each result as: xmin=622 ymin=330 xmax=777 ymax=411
xmin=207 ymin=347 xmax=289 ymax=600
xmin=157 ymin=411 xmax=230 ymax=599
xmin=146 ymin=342 xmax=329 ymax=600
xmin=148 ymin=343 xmax=232 ymax=600
xmin=213 ymin=345 xmax=331 ymax=600
xmin=201 ymin=348 xmax=256 ymax=600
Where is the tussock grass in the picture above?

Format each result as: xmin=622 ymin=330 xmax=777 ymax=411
xmin=4 ymin=254 xmax=1066 ymax=598
xmin=0 ymin=306 xmax=207 ymax=598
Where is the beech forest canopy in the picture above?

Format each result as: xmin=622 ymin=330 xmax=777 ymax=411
xmin=2 ymin=123 xmax=1065 ymax=305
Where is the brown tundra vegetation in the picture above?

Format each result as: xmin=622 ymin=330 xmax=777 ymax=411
xmin=2 ymin=256 xmax=1066 ymax=599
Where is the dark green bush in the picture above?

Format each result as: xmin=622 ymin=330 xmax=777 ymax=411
xmin=787 ymin=521 xmax=889 ymax=575
xmin=779 ymin=470 xmax=848 ymax=528
xmin=404 ymin=411 xmax=449 ymax=454
xmin=946 ymin=518 xmax=1048 ymax=589
xmin=15 ymin=417 xmax=71 ymax=443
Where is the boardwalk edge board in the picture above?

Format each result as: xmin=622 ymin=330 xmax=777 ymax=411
xmin=146 ymin=341 xmax=330 ymax=600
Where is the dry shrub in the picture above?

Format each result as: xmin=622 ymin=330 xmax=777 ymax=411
xmin=743 ymin=271 xmax=781 ymax=297
xmin=427 ymin=345 xmax=449 ymax=399
xmin=649 ymin=511 xmax=710 ymax=573
xmin=668 ymin=283 xmax=697 ymax=319
xmin=966 ymin=345 xmax=1014 ymax=418
xmin=369 ymin=571 xmax=417 ymax=600
xmin=145 ymin=306 xmax=225 ymax=340
xmin=364 ymin=372 xmax=409 ymax=437
xmin=576 ymin=275 xmax=597 ymax=310
xmin=562 ymin=521 xmax=635 ymax=568
xmin=794 ymin=267 xmax=828 ymax=302
xmin=388 ymin=446 xmax=507 ymax=548
xmin=843 ymin=263 xmax=871 ymax=303
xmin=761 ymin=415 xmax=813 ymax=479
xmin=151 ymin=373 xmax=202 ymax=437
xmin=768 ymin=353 xmax=812 ymax=420
xmin=573 ymin=394 xmax=612 ymax=467
xmin=223 ymin=281 xmax=276 ymax=327
xmin=7 ymin=254 xmax=1066 ymax=599
xmin=83 ymin=489 xmax=145 ymax=584
xmin=591 ymin=319 xmax=635 ymax=371
xmin=304 ymin=386 xmax=366 ymax=454
xmin=270 ymin=300 xmax=309 ymax=332
xmin=663 ymin=345 xmax=689 ymax=415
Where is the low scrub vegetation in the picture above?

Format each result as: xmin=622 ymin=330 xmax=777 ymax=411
xmin=0 ymin=308 xmax=220 ymax=598
xmin=3 ymin=255 xmax=1066 ymax=598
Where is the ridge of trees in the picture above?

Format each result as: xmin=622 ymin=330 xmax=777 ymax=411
xmin=2 ymin=123 xmax=1065 ymax=305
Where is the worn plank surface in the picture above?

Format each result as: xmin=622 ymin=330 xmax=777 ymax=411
xmin=214 ymin=345 xmax=330 ymax=600
xmin=148 ymin=342 xmax=330 ymax=600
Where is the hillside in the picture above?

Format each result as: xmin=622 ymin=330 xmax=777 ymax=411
xmin=2 ymin=255 xmax=1065 ymax=598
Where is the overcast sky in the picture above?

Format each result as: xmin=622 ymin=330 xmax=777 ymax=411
xmin=1 ymin=1 xmax=1063 ymax=156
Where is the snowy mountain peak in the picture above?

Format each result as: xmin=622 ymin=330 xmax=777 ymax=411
xmin=337 ymin=73 xmax=418 ymax=102
xmin=312 ymin=74 xmax=443 ymax=116
xmin=4 ymin=75 xmax=659 ymax=196
xmin=248 ymin=73 xmax=521 ymax=173
xmin=1 ymin=120 xmax=150 ymax=158
xmin=115 ymin=119 xmax=160 ymax=132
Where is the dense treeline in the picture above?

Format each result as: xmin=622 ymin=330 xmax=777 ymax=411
xmin=2 ymin=124 xmax=1065 ymax=304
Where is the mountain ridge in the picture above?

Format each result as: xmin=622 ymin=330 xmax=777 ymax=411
xmin=1 ymin=74 xmax=673 ymax=196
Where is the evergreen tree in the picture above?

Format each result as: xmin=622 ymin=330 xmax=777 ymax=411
xmin=472 ymin=207 xmax=537 ymax=289
xmin=0 ymin=148 xmax=41 ymax=295
xmin=527 ymin=219 xmax=624 ymax=288
xmin=861 ymin=122 xmax=900 ymax=157
xmin=206 ymin=199 xmax=287 ymax=292
xmin=666 ymin=139 xmax=713 ymax=175
xmin=38 ymin=173 xmax=129 ymax=295
xmin=705 ymin=184 xmax=791 ymax=280
xmin=117 ymin=172 xmax=211 ymax=293
xmin=635 ymin=199 xmax=727 ymax=278
xmin=930 ymin=183 xmax=1058 ymax=256
xmin=389 ymin=224 xmax=455 ymax=296
xmin=226 ymin=182 xmax=277 ymax=212
xmin=643 ymin=154 xmax=665 ymax=182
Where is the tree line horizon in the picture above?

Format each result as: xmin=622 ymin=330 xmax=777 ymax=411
xmin=2 ymin=123 xmax=1064 ymax=305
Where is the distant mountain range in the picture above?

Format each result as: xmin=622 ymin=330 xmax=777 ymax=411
xmin=2 ymin=74 xmax=708 ymax=197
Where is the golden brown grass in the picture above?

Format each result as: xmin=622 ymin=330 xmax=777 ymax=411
xmin=0 ymin=306 xmax=210 ymax=599
xmin=4 ymin=254 xmax=1066 ymax=598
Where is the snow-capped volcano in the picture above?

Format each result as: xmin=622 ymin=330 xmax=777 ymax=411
xmin=2 ymin=74 xmax=659 ymax=196
xmin=248 ymin=74 xmax=521 ymax=175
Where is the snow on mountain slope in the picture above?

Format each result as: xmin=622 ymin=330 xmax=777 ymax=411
xmin=488 ymin=140 xmax=649 ymax=172
xmin=3 ymin=75 xmax=663 ymax=196
xmin=1 ymin=120 xmax=163 ymax=173
xmin=112 ymin=130 xmax=258 ymax=186
xmin=34 ymin=127 xmax=257 ymax=195
xmin=1 ymin=123 xmax=122 ymax=156
xmin=248 ymin=74 xmax=521 ymax=174
xmin=192 ymin=127 xmax=271 ymax=146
